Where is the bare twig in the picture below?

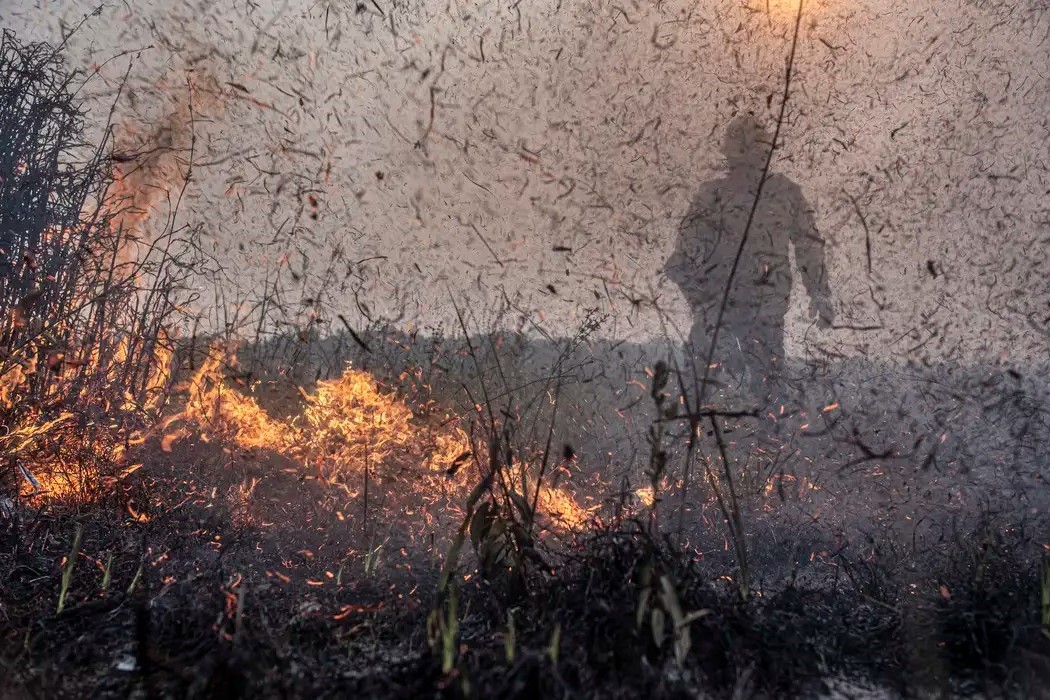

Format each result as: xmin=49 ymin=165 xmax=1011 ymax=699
xmin=675 ymin=0 xmax=807 ymax=558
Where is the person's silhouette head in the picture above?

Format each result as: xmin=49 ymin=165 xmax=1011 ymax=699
xmin=723 ymin=115 xmax=771 ymax=173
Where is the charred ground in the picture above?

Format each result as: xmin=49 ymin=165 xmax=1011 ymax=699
xmin=3 ymin=333 xmax=1050 ymax=699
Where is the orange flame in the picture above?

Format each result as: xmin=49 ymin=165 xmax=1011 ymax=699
xmin=164 ymin=344 xmax=590 ymax=530
xmin=3 ymin=329 xmax=174 ymax=501
xmin=171 ymin=344 xmax=473 ymax=483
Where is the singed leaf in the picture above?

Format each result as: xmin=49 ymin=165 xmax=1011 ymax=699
xmin=510 ymin=491 xmax=533 ymax=523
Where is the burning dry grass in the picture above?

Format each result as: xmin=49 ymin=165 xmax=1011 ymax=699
xmin=0 ymin=30 xmax=188 ymax=504
xmin=303 ymin=365 xmax=462 ymax=480
xmin=535 ymin=483 xmax=598 ymax=531
xmin=159 ymin=342 xmax=594 ymax=532
xmin=1 ymin=331 xmax=174 ymax=501
xmin=173 ymin=345 xmax=290 ymax=452
xmin=169 ymin=343 xmax=469 ymax=478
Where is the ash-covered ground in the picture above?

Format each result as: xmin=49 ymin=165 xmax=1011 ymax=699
xmin=3 ymin=328 xmax=1050 ymax=698
xmin=12 ymin=330 xmax=1038 ymax=694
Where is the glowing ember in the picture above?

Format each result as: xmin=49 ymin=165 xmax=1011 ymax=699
xmin=635 ymin=486 xmax=656 ymax=508
xmin=537 ymin=485 xmax=598 ymax=531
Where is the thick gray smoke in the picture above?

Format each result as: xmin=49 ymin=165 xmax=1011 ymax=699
xmin=3 ymin=0 xmax=1048 ymax=366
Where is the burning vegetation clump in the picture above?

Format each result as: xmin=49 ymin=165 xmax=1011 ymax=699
xmin=169 ymin=342 xmax=474 ymax=488
xmin=165 ymin=341 xmax=593 ymax=532
xmin=303 ymin=363 xmax=461 ymax=481
xmin=176 ymin=345 xmax=293 ymax=453
xmin=0 ymin=30 xmax=183 ymax=503
xmin=0 ymin=333 xmax=172 ymax=500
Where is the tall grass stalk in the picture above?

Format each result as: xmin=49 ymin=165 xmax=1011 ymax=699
xmin=56 ymin=523 xmax=83 ymax=614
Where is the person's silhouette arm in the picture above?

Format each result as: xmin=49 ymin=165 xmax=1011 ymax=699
xmin=789 ymin=188 xmax=834 ymax=328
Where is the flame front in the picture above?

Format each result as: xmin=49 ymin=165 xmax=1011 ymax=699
xmin=163 ymin=343 xmax=591 ymax=531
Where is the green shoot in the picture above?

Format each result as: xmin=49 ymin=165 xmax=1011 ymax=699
xmin=56 ymin=524 xmax=83 ymax=615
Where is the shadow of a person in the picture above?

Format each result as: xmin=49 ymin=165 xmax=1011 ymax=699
xmin=665 ymin=115 xmax=833 ymax=405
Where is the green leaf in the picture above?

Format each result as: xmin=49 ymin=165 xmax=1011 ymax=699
xmin=651 ymin=608 xmax=666 ymax=647
xmin=659 ymin=575 xmax=685 ymax=628
xmin=439 ymin=474 xmax=492 ymax=595
xmin=504 ymin=610 xmax=516 ymax=664
xmin=548 ymin=622 xmax=561 ymax=666
xmin=674 ymin=625 xmax=691 ymax=666
xmin=636 ymin=587 xmax=651 ymax=630
xmin=56 ymin=524 xmax=83 ymax=615
xmin=682 ymin=609 xmax=712 ymax=626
